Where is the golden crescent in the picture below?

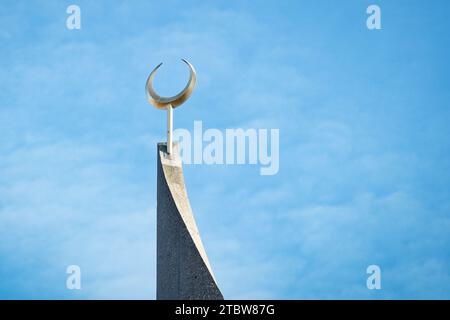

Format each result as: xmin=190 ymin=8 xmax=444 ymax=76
xmin=145 ymin=59 xmax=197 ymax=109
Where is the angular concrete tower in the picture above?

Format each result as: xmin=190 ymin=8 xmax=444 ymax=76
xmin=157 ymin=142 xmax=223 ymax=300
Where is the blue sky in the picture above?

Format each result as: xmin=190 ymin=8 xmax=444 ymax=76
xmin=1 ymin=0 xmax=450 ymax=299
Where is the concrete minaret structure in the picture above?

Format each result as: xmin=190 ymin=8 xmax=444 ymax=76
xmin=146 ymin=59 xmax=222 ymax=299
xmin=156 ymin=142 xmax=223 ymax=300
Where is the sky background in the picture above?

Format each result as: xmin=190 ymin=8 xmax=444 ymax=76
xmin=1 ymin=0 xmax=450 ymax=299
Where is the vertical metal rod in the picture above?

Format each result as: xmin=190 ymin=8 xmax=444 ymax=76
xmin=167 ymin=104 xmax=173 ymax=155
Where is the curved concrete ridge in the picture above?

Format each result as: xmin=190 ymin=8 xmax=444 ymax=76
xmin=159 ymin=143 xmax=217 ymax=283
xmin=157 ymin=142 xmax=223 ymax=299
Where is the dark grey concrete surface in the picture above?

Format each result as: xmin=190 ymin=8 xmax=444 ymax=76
xmin=157 ymin=142 xmax=223 ymax=300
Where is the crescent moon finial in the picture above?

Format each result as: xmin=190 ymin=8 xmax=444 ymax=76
xmin=145 ymin=59 xmax=197 ymax=109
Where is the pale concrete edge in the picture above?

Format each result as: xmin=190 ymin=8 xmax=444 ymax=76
xmin=157 ymin=142 xmax=222 ymax=291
